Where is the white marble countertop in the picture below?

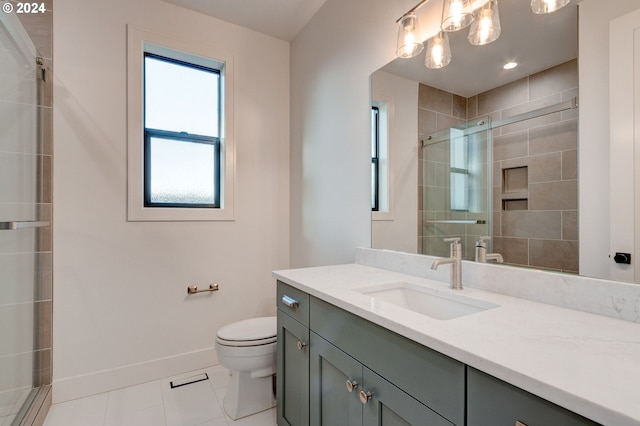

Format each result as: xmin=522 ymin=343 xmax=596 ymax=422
xmin=273 ymin=263 xmax=640 ymax=426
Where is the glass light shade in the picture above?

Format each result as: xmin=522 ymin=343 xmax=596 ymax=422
xmin=530 ymin=0 xmax=570 ymax=14
xmin=468 ymin=0 xmax=501 ymax=46
xmin=396 ymin=13 xmax=424 ymax=58
xmin=425 ymin=32 xmax=452 ymax=69
xmin=441 ymin=0 xmax=474 ymax=32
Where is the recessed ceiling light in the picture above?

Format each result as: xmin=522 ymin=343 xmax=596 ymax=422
xmin=503 ymin=62 xmax=518 ymax=70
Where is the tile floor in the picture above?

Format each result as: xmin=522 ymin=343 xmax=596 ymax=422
xmin=43 ymin=365 xmax=277 ymax=426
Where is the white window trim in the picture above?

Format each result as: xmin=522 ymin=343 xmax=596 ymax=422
xmin=127 ymin=25 xmax=235 ymax=221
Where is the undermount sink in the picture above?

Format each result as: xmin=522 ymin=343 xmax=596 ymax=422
xmin=357 ymin=281 xmax=499 ymax=320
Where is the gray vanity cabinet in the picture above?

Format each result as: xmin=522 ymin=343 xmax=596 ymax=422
xmin=310 ymin=297 xmax=464 ymax=426
xmin=277 ymin=282 xmax=311 ymax=426
xmin=309 ymin=332 xmax=363 ymax=425
xmin=310 ymin=331 xmax=453 ymax=426
xmin=276 ymin=281 xmax=599 ymax=426
xmin=467 ymin=367 xmax=600 ymax=426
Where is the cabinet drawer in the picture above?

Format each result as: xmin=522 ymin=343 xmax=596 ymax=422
xmin=467 ymin=367 xmax=600 ymax=426
xmin=277 ymin=281 xmax=310 ymax=326
xmin=310 ymin=297 xmax=465 ymax=426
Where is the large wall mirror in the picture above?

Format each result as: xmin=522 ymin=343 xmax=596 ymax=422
xmin=370 ymin=0 xmax=640 ymax=284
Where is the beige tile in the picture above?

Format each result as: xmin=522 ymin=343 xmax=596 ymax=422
xmin=17 ymin=0 xmax=53 ymax=60
xmin=436 ymin=113 xmax=465 ymax=132
xmin=419 ymin=84 xmax=452 ymax=114
xmin=492 ymin=185 xmax=501 ymax=212
xmin=562 ymin=210 xmax=578 ymax=241
xmin=37 ymin=155 xmax=52 ymax=203
xmin=499 ymin=94 xmax=562 ymax=135
xmin=561 ymin=88 xmax=579 ymax=121
xmin=529 ymin=180 xmax=577 ymax=210
xmin=467 ymin=95 xmax=478 ymax=120
xmin=36 ymin=300 xmax=52 ymax=350
xmin=529 ymin=239 xmax=578 ymax=271
xmin=453 ymin=94 xmax=466 ymax=119
xmin=493 ymin=131 xmax=528 ymax=161
xmin=419 ymin=109 xmax=437 ymax=137
xmin=478 ymin=77 xmax=528 ymax=116
xmin=38 ymin=58 xmax=53 ymax=108
xmin=36 ymin=252 xmax=52 ymax=301
xmin=529 ymin=119 xmax=578 ymax=155
xmin=492 ymin=237 xmax=528 ymax=266
xmin=562 ymin=150 xmax=577 ymax=180
xmin=422 ymin=236 xmax=450 ymax=257
xmin=529 ymin=152 xmax=561 ymax=183
xmin=501 ymin=210 xmax=562 ymax=239
xmin=423 ymin=186 xmax=447 ymax=211
xmin=529 ymin=59 xmax=578 ymax=101
xmin=423 ymin=139 xmax=448 ymax=163
xmin=41 ymin=106 xmax=53 ymax=155
xmin=492 ymin=212 xmax=501 ymax=237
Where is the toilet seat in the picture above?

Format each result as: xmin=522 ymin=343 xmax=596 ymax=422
xmin=216 ymin=316 xmax=277 ymax=347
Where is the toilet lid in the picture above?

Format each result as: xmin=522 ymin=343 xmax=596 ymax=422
xmin=216 ymin=316 xmax=277 ymax=344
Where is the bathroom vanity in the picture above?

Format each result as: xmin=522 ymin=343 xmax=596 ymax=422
xmin=274 ymin=250 xmax=640 ymax=426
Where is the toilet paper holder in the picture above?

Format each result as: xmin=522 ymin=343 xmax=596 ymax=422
xmin=187 ymin=283 xmax=220 ymax=294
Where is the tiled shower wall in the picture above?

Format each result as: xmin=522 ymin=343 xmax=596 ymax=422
xmin=18 ymin=0 xmax=54 ymax=387
xmin=418 ymin=84 xmax=491 ymax=260
xmin=0 ymin=1 xmax=53 ymax=421
xmin=419 ymin=59 xmax=578 ymax=273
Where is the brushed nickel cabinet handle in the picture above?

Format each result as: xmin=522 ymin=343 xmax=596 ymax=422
xmin=345 ymin=380 xmax=358 ymax=393
xmin=296 ymin=340 xmax=307 ymax=350
xmin=359 ymin=390 xmax=372 ymax=404
xmin=282 ymin=295 xmax=299 ymax=309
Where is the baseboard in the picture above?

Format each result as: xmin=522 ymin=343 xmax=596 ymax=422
xmin=52 ymin=347 xmax=218 ymax=404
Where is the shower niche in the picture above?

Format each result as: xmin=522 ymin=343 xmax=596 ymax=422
xmin=501 ymin=166 xmax=528 ymax=211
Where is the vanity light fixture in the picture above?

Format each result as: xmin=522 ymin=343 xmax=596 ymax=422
xmin=530 ymin=0 xmax=570 ymax=14
xmin=468 ymin=0 xmax=501 ymax=46
xmin=425 ymin=32 xmax=452 ymax=69
xmin=396 ymin=12 xmax=424 ymax=58
xmin=440 ymin=0 xmax=474 ymax=32
xmin=396 ymin=0 xmax=567 ymax=67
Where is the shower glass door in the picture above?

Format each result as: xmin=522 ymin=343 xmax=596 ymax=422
xmin=420 ymin=117 xmax=492 ymax=260
xmin=0 ymin=11 xmax=49 ymax=425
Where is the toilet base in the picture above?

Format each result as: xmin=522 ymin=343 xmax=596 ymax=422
xmin=223 ymin=370 xmax=276 ymax=420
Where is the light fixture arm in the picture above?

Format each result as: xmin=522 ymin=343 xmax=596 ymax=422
xmin=396 ymin=0 xmax=434 ymax=23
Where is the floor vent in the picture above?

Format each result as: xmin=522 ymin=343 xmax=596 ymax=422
xmin=170 ymin=373 xmax=209 ymax=389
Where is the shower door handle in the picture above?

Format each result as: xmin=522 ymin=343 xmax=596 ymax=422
xmin=0 ymin=221 xmax=50 ymax=230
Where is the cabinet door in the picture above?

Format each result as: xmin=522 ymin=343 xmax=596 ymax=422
xmin=361 ymin=368 xmax=454 ymax=426
xmin=310 ymin=332 xmax=363 ymax=426
xmin=467 ymin=367 xmax=599 ymax=426
xmin=277 ymin=310 xmax=310 ymax=426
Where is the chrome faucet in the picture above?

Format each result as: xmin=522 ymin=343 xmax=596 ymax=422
xmin=431 ymin=237 xmax=463 ymax=290
xmin=475 ymin=236 xmax=504 ymax=263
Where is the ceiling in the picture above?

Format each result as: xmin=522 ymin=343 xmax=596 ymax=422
xmin=161 ymin=0 xmax=327 ymax=41
xmin=160 ymin=0 xmax=578 ymax=97
xmin=380 ymin=0 xmax=578 ymax=97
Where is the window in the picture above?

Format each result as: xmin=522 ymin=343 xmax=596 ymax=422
xmin=450 ymin=128 xmax=469 ymax=211
xmin=127 ymin=26 xmax=235 ymax=221
xmin=143 ymin=54 xmax=221 ymax=208
xmin=371 ymin=106 xmax=380 ymax=211
xmin=371 ymin=99 xmax=391 ymax=220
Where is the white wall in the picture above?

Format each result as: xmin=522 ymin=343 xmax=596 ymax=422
xmin=52 ymin=0 xmax=290 ymax=402
xmin=578 ymin=0 xmax=640 ymax=279
xmin=370 ymin=70 xmax=419 ymax=254
xmin=290 ymin=0 xmax=421 ymax=267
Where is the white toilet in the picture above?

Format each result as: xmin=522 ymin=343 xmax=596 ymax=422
xmin=215 ymin=316 xmax=277 ymax=420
